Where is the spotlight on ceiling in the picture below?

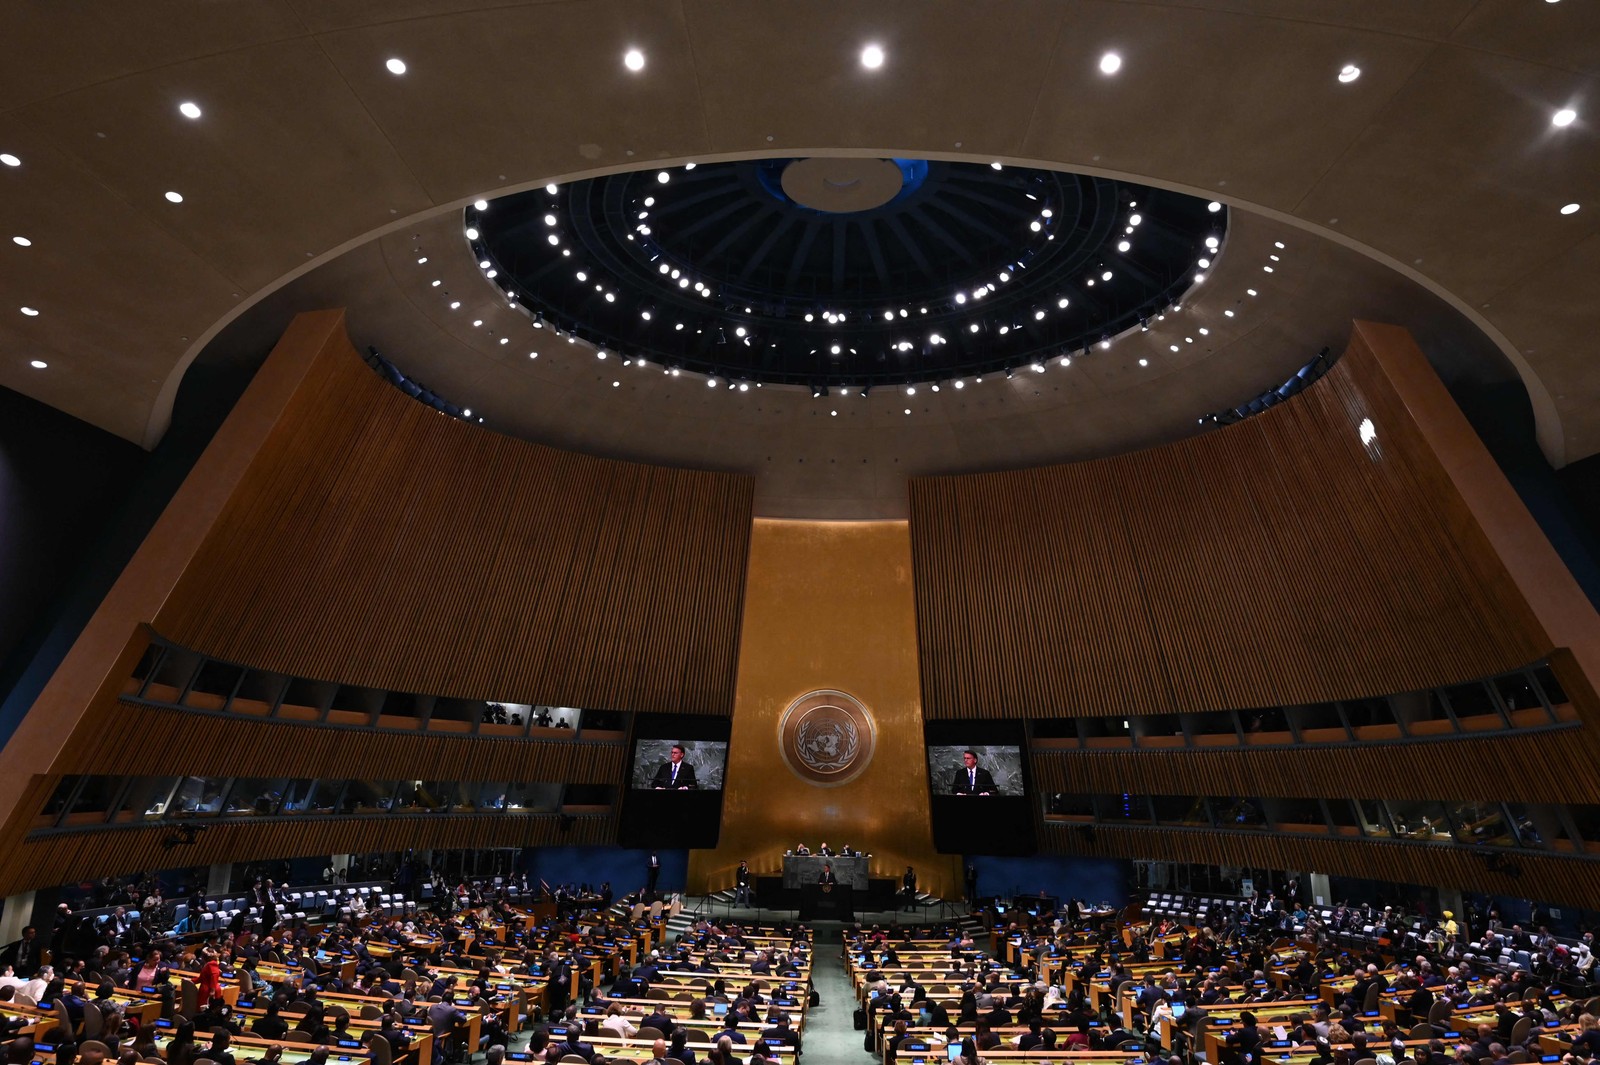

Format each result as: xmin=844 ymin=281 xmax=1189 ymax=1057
xmin=1561 ymin=202 xmax=1581 ymax=215
xmin=860 ymin=43 xmax=885 ymax=69
xmin=178 ymin=101 xmax=202 ymax=119
xmin=1338 ymin=64 xmax=1360 ymax=83
xmin=1553 ymin=107 xmax=1578 ymax=127
xmin=657 ymin=171 xmax=671 ymax=183
xmin=624 ymin=48 xmax=646 ymax=72
xmin=1099 ymin=52 xmax=1122 ymax=75
xmin=385 ymin=57 xmax=407 ymax=75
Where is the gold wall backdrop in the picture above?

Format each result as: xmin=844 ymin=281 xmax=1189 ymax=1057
xmin=688 ymin=520 xmax=959 ymax=899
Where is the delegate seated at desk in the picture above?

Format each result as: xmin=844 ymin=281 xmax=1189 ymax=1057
xmin=950 ymin=750 xmax=997 ymax=796
xmin=650 ymin=744 xmax=697 ymax=790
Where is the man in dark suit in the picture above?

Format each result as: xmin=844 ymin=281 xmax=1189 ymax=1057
xmin=650 ymin=744 xmax=697 ymax=790
xmin=818 ymin=864 xmax=837 ymax=886
xmin=759 ymin=1015 xmax=801 ymax=1054
xmin=552 ymin=1026 xmax=597 ymax=1062
xmin=646 ymin=852 xmax=661 ymax=894
xmin=642 ymin=1006 xmax=675 ymax=1037
xmin=950 ymin=750 xmax=997 ymax=795
xmin=818 ymin=842 xmax=834 ymax=856
xmin=901 ymin=867 xmax=918 ymax=911
xmin=734 ymin=861 xmax=752 ymax=906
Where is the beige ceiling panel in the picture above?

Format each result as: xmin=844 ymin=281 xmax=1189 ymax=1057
xmin=1468 ymin=231 xmax=1600 ymax=463
xmin=1122 ymin=0 xmax=1477 ymax=40
xmin=0 ymin=0 xmax=305 ymax=111
xmin=1295 ymin=46 xmax=1600 ymax=305
xmin=683 ymin=0 xmax=1069 ymax=156
xmin=15 ymin=38 xmax=435 ymax=294
xmin=1450 ymin=0 xmax=1600 ymax=75
xmin=313 ymin=3 xmax=708 ymax=203
xmin=1021 ymin=1 xmax=1439 ymax=211
xmin=0 ymin=119 xmax=241 ymax=442
xmin=284 ymin=0 xmax=574 ymax=34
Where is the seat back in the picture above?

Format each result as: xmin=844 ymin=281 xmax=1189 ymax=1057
xmin=1510 ymin=1016 xmax=1533 ymax=1046
xmin=1363 ymin=982 xmax=1381 ymax=1012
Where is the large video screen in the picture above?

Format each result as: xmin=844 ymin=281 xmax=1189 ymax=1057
xmin=925 ymin=721 xmax=1034 ymax=856
xmin=926 ymin=744 xmax=1025 ymax=797
xmin=617 ymin=714 xmax=731 ymax=851
xmin=630 ymin=739 xmax=730 ymax=791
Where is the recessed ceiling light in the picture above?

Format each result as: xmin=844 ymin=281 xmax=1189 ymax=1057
xmin=1274 ymin=241 xmax=1286 ymax=249
xmin=431 ymin=279 xmax=441 ymax=286
xmin=30 ymin=359 xmax=47 ymax=369
xmin=449 ymin=301 xmax=461 ymax=309
xmin=657 ymin=171 xmax=670 ymax=184
xmin=1338 ymin=64 xmax=1361 ymax=83
xmin=385 ymin=58 xmax=407 ymax=75
xmin=1101 ymin=270 xmax=1113 ymax=281
xmin=20 ymin=306 xmax=40 ymax=316
xmin=0 ymin=153 xmax=20 ymax=167
xmin=1099 ymin=52 xmax=1122 ymax=75
xmin=416 ymin=256 xmax=428 ymax=264
xmin=164 ymin=190 xmax=184 ymax=203
xmin=1247 ymin=288 xmax=1257 ymax=296
xmin=12 ymin=236 xmax=31 ymax=247
xmin=1561 ymin=202 xmax=1581 ymax=215
xmin=545 ymin=183 xmax=558 ymax=195
xmin=1553 ymin=108 xmax=1578 ymax=127
xmin=1263 ymin=265 xmax=1274 ymax=272
xmin=1138 ymin=358 xmax=1149 ymax=367
xmin=990 ymin=162 xmax=1002 ymax=170
xmin=860 ymin=44 xmax=885 ymax=70
xmin=474 ymin=199 xmax=489 ymax=211
xmin=1117 ymin=240 xmax=1131 ymax=252
xmin=178 ymin=101 xmax=202 ymax=119
xmin=1129 ymin=213 xmax=1143 ymax=225
xmin=1207 ymin=201 xmax=1222 ymax=213
xmin=624 ymin=48 xmax=646 ymax=72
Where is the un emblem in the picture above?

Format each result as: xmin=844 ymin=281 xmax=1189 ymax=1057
xmin=778 ymin=690 xmax=876 ymax=787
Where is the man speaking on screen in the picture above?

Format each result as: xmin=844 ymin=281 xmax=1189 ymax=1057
xmin=651 ymin=743 xmax=698 ymax=790
xmin=950 ymin=749 xmax=996 ymax=795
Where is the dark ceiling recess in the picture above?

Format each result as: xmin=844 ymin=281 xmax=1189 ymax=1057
xmin=473 ymin=158 xmax=1224 ymax=389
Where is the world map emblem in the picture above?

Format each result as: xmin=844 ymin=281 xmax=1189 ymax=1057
xmin=778 ymin=690 xmax=876 ymax=786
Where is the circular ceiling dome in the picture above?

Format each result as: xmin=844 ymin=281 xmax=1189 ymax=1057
xmin=472 ymin=158 xmax=1224 ymax=388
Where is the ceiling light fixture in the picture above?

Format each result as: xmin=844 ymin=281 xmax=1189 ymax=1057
xmin=12 ymin=236 xmax=31 ymax=246
xmin=1561 ymin=202 xmax=1581 ymax=215
xmin=30 ymin=359 xmax=47 ymax=369
xmin=164 ymin=190 xmax=184 ymax=203
xmin=1338 ymin=64 xmax=1360 ymax=83
xmin=178 ymin=101 xmax=203 ymax=119
xmin=860 ymin=44 xmax=885 ymax=69
xmin=624 ymin=48 xmax=646 ymax=72
xmin=1117 ymin=240 xmax=1131 ymax=252
xmin=1553 ymin=108 xmax=1578 ymax=127
xmin=0 ymin=153 xmax=20 ymax=167
xmin=657 ymin=171 xmax=671 ymax=183
xmin=1099 ymin=52 xmax=1122 ymax=75
xmin=20 ymin=306 xmax=40 ymax=316
xmin=385 ymin=57 xmax=407 ymax=75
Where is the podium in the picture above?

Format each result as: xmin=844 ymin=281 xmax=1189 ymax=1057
xmin=798 ymin=882 xmax=854 ymax=921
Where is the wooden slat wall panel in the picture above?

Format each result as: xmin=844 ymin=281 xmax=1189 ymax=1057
xmin=1031 ymin=726 xmax=1600 ymax=804
xmin=62 ymin=700 xmax=627 ymax=782
xmin=910 ymin=336 xmax=1549 ymax=718
xmin=152 ymin=323 xmax=754 ymax=714
xmin=0 ymin=813 xmax=614 ymax=897
xmin=1041 ymin=822 xmax=1600 ymax=910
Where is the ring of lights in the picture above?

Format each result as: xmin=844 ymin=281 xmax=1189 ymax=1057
xmin=469 ymin=158 xmax=1225 ymax=390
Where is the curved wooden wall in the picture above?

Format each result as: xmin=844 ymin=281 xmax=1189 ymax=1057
xmin=1030 ymin=726 xmax=1600 ymax=805
xmin=78 ymin=699 xmax=627 ymax=782
xmin=910 ymin=331 xmax=1550 ymax=719
xmin=0 ymin=812 xmax=614 ymax=898
xmin=153 ymin=320 xmax=754 ymax=715
xmin=1043 ymin=822 xmax=1599 ymax=910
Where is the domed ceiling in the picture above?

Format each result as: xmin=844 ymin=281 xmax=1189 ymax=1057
xmin=474 ymin=158 xmax=1221 ymax=388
